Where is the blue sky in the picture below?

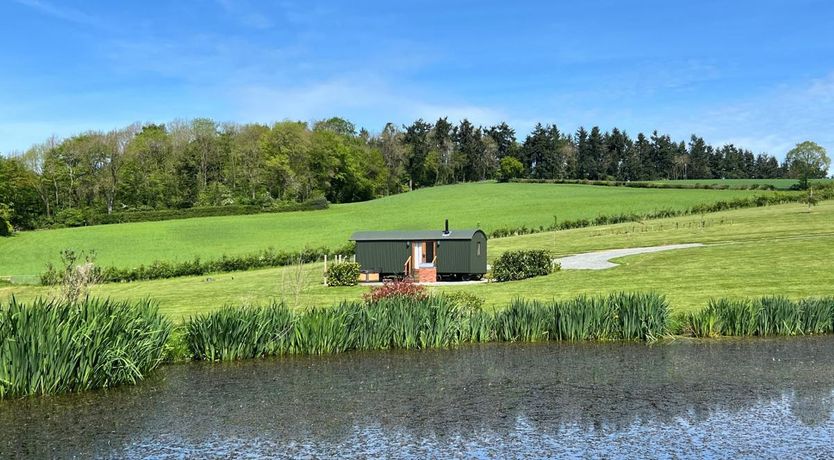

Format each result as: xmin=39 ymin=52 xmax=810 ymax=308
xmin=1 ymin=0 xmax=833 ymax=168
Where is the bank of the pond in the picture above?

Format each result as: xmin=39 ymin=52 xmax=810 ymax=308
xmin=4 ymin=294 xmax=834 ymax=399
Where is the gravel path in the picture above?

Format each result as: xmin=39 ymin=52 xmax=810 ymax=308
xmin=555 ymin=243 xmax=705 ymax=270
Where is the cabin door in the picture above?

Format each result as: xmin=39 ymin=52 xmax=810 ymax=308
xmin=412 ymin=242 xmax=422 ymax=270
xmin=412 ymin=241 xmax=436 ymax=269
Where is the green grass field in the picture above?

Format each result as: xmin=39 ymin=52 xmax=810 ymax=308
xmin=4 ymin=200 xmax=832 ymax=321
xmin=0 ymin=182 xmax=770 ymax=278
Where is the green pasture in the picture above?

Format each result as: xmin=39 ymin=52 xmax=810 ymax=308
xmin=4 ymin=200 xmax=831 ymax=321
xmin=0 ymin=182 xmax=769 ymax=278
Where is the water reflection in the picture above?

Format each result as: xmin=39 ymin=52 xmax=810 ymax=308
xmin=3 ymin=337 xmax=834 ymax=458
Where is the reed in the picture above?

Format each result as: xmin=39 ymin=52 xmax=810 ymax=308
xmin=185 ymin=303 xmax=294 ymax=360
xmin=498 ymin=293 xmax=669 ymax=342
xmin=494 ymin=299 xmax=552 ymax=342
xmin=685 ymin=296 xmax=834 ymax=337
xmin=554 ymin=295 xmax=618 ymax=341
xmin=756 ymin=296 xmax=802 ymax=336
xmin=185 ymin=293 xmax=671 ymax=361
xmin=799 ymin=298 xmax=834 ymax=335
xmin=0 ymin=297 xmax=171 ymax=399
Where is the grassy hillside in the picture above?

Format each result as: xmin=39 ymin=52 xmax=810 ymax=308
xmin=0 ymin=182 xmax=768 ymax=278
xmin=4 ymin=200 xmax=831 ymax=320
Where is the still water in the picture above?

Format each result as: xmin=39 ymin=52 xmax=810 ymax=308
xmin=3 ymin=337 xmax=834 ymax=459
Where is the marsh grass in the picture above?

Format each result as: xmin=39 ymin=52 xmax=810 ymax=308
xmin=0 ymin=297 xmax=171 ymax=399
xmin=186 ymin=293 xmax=671 ymax=361
xmin=685 ymin=296 xmax=834 ymax=337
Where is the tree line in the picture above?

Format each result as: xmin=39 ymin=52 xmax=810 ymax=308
xmin=0 ymin=116 xmax=828 ymax=230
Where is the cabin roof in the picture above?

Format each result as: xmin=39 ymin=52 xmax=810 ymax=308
xmin=350 ymin=229 xmax=484 ymax=242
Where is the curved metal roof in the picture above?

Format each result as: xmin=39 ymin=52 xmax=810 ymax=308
xmin=350 ymin=229 xmax=485 ymax=241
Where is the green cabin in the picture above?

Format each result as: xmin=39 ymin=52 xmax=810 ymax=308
xmin=350 ymin=222 xmax=487 ymax=282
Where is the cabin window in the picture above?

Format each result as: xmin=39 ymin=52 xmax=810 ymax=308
xmin=477 ymin=242 xmax=481 ymax=256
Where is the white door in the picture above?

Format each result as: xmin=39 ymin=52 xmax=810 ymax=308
xmin=413 ymin=241 xmax=422 ymax=270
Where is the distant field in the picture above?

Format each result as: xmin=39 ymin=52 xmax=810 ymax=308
xmin=651 ymin=178 xmax=832 ymax=189
xmin=0 ymin=182 xmax=770 ymax=278
xmin=4 ymin=200 xmax=831 ymax=320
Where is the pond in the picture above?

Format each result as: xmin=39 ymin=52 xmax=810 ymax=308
xmin=3 ymin=337 xmax=834 ymax=458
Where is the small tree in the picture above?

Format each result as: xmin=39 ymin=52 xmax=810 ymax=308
xmin=279 ymin=257 xmax=309 ymax=308
xmin=804 ymin=187 xmax=819 ymax=210
xmin=497 ymin=156 xmax=524 ymax=182
xmin=786 ymin=141 xmax=830 ymax=189
xmin=44 ymin=249 xmax=101 ymax=303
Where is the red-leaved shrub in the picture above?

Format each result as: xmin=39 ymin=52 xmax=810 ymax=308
xmin=363 ymin=279 xmax=428 ymax=303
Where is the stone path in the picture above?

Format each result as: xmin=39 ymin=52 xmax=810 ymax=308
xmin=555 ymin=243 xmax=705 ymax=270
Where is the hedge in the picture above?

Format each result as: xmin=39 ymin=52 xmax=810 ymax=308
xmin=37 ymin=197 xmax=329 ymax=229
xmin=509 ymin=178 xmax=780 ymax=190
xmin=492 ymin=249 xmax=555 ymax=282
xmin=41 ymin=242 xmax=356 ymax=285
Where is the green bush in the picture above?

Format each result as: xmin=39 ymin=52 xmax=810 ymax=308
xmin=0 ymin=297 xmax=172 ymax=399
xmin=0 ymin=214 xmax=11 ymax=237
xmin=326 ymin=261 xmax=360 ymax=286
xmin=443 ymin=291 xmax=486 ymax=310
xmin=497 ymin=157 xmax=525 ymax=182
xmin=492 ymin=249 xmax=554 ymax=282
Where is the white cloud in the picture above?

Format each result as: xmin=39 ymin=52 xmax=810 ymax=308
xmin=231 ymin=75 xmax=506 ymax=131
xmin=681 ymin=73 xmax=834 ymax=159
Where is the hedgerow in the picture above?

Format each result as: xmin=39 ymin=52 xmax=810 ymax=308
xmin=41 ymin=243 xmax=355 ymax=285
xmin=39 ymin=197 xmax=329 ymax=229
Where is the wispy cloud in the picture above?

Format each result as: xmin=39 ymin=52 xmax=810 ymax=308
xmin=215 ymin=0 xmax=273 ymax=30
xmin=658 ymin=72 xmax=834 ymax=171
xmin=231 ymin=75 xmax=506 ymax=130
xmin=12 ymin=0 xmax=102 ymax=28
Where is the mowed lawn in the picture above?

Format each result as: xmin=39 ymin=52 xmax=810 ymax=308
xmin=0 ymin=182 xmax=768 ymax=277
xmin=4 ymin=201 xmax=832 ymax=321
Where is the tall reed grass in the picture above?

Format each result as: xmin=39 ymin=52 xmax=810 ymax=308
xmin=684 ymin=296 xmax=834 ymax=337
xmin=0 ymin=297 xmax=172 ymax=399
xmin=496 ymin=292 xmax=668 ymax=342
xmin=186 ymin=293 xmax=670 ymax=361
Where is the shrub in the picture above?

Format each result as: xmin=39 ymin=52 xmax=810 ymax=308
xmin=492 ymin=249 xmax=554 ymax=282
xmin=363 ymin=279 xmax=428 ymax=303
xmin=53 ymin=207 xmax=87 ymax=227
xmin=443 ymin=291 xmax=486 ymax=311
xmin=0 ymin=203 xmax=13 ymax=236
xmin=0 ymin=297 xmax=172 ymax=399
xmin=326 ymin=261 xmax=360 ymax=286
